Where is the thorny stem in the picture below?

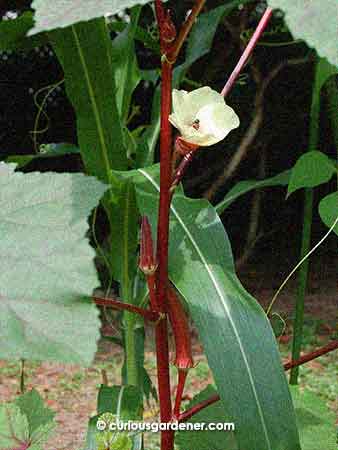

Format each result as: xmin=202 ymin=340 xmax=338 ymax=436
xmin=221 ymin=7 xmax=273 ymax=97
xmin=179 ymin=340 xmax=338 ymax=422
xmin=93 ymin=296 xmax=160 ymax=322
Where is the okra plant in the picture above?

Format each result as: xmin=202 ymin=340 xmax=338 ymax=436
xmin=0 ymin=1 xmax=337 ymax=450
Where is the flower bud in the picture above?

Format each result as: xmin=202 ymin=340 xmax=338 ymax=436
xmin=139 ymin=216 xmax=158 ymax=275
xmin=167 ymin=285 xmax=194 ymax=370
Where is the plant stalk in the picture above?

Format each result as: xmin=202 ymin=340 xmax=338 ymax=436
xmin=93 ymin=296 xmax=160 ymax=321
xmin=290 ymin=57 xmax=320 ymax=384
xmin=221 ymin=7 xmax=273 ymax=97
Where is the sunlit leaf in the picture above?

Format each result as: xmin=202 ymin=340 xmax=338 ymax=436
xmin=268 ymin=0 xmax=338 ymax=67
xmin=30 ymin=0 xmax=154 ymax=35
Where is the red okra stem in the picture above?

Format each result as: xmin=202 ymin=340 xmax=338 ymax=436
xmin=155 ymin=2 xmax=174 ymax=448
xmin=173 ymin=370 xmax=189 ymax=418
xmin=93 ymin=296 xmax=160 ymax=322
xmin=221 ymin=7 xmax=273 ymax=97
xmin=179 ymin=340 xmax=338 ymax=422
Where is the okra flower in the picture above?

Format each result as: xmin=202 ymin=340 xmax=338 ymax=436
xmin=169 ymin=86 xmax=240 ymax=146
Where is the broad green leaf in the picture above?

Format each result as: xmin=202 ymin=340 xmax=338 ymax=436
xmin=15 ymin=389 xmax=54 ymax=435
xmin=0 ymin=12 xmax=46 ymax=51
xmin=50 ymin=18 xmax=127 ymax=182
xmin=287 ymin=151 xmax=336 ymax=196
xmin=121 ymin=165 xmax=300 ymax=450
xmin=318 ymin=192 xmax=338 ymax=236
xmin=0 ymin=403 xmax=29 ymax=449
xmin=30 ymin=0 xmax=153 ymax=35
xmin=216 ymin=169 xmax=290 ymax=214
xmin=6 ymin=143 xmax=80 ymax=169
xmin=175 ymin=385 xmax=237 ymax=450
xmin=268 ymin=0 xmax=338 ymax=67
xmin=290 ymin=387 xmax=337 ymax=450
xmin=0 ymin=163 xmax=107 ymax=365
xmin=111 ymin=7 xmax=141 ymax=123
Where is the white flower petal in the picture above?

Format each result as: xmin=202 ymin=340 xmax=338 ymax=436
xmin=170 ymin=86 xmax=240 ymax=147
xmin=196 ymin=102 xmax=240 ymax=145
xmin=172 ymin=89 xmax=190 ymax=124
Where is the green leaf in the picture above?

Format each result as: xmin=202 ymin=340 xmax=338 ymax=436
xmin=108 ymin=177 xmax=138 ymax=293
xmin=0 ymin=403 xmax=29 ymax=449
xmin=15 ymin=389 xmax=54 ymax=435
xmin=318 ymin=192 xmax=338 ymax=236
xmin=30 ymin=0 xmax=154 ymax=35
xmin=97 ymin=385 xmax=142 ymax=420
xmin=83 ymin=385 xmax=143 ymax=450
xmin=50 ymin=18 xmax=127 ymax=182
xmin=290 ymin=387 xmax=337 ymax=450
xmin=0 ymin=12 xmax=47 ymax=52
xmin=175 ymin=385 xmax=238 ymax=450
xmin=216 ymin=169 xmax=290 ymax=214
xmin=0 ymin=394 xmax=55 ymax=450
xmin=268 ymin=0 xmax=338 ymax=67
xmin=287 ymin=151 xmax=336 ymax=196
xmin=121 ymin=165 xmax=300 ymax=450
xmin=111 ymin=7 xmax=141 ymax=123
xmin=0 ymin=163 xmax=107 ymax=365
xmin=6 ymin=143 xmax=80 ymax=169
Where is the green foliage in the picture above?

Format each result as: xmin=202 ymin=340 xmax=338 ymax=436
xmin=5 ymin=143 xmax=80 ymax=169
xmin=175 ymin=385 xmax=237 ymax=450
xmin=0 ymin=389 xmax=55 ymax=450
xmin=84 ymin=385 xmax=142 ymax=450
xmin=0 ymin=162 xmax=107 ymax=365
xmin=50 ymin=18 xmax=127 ymax=182
xmin=216 ymin=169 xmax=290 ymax=213
xmin=29 ymin=0 xmax=153 ymax=35
xmin=97 ymin=385 xmax=142 ymax=419
xmin=15 ymin=389 xmax=55 ymax=435
xmin=111 ymin=7 xmax=141 ymax=124
xmin=287 ymin=151 xmax=336 ymax=196
xmin=268 ymin=0 xmax=338 ymax=67
xmin=319 ymin=192 xmax=338 ymax=236
xmin=118 ymin=165 xmax=300 ymax=450
xmin=290 ymin=387 xmax=337 ymax=450
xmin=0 ymin=12 xmax=46 ymax=52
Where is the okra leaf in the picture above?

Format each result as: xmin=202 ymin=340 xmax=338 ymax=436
xmin=268 ymin=0 xmax=338 ymax=67
xmin=0 ymin=163 xmax=107 ymax=364
xmin=29 ymin=0 xmax=154 ymax=35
